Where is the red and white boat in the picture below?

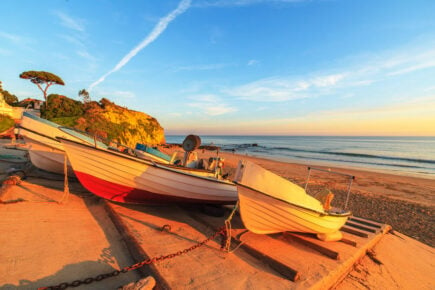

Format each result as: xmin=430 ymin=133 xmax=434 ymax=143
xmin=19 ymin=112 xmax=170 ymax=175
xmin=58 ymin=137 xmax=238 ymax=204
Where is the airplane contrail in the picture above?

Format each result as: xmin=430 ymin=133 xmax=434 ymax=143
xmin=89 ymin=0 xmax=191 ymax=91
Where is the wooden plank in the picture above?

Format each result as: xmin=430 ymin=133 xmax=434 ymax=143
xmin=282 ymin=233 xmax=340 ymax=260
xmin=233 ymin=238 xmax=301 ymax=282
xmin=104 ymin=202 xmax=172 ymax=290
xmin=345 ymin=221 xmax=377 ymax=233
xmin=349 ymin=216 xmax=382 ymax=228
xmin=340 ymin=226 xmax=369 ymax=238
xmin=190 ymin=211 xmax=301 ymax=282
xmin=339 ymin=237 xmax=358 ymax=247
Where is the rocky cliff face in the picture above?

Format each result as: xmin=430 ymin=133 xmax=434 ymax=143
xmin=100 ymin=99 xmax=165 ymax=147
xmin=49 ymin=96 xmax=165 ymax=147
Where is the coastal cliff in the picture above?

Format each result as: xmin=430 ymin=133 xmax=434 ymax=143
xmin=46 ymin=95 xmax=165 ymax=147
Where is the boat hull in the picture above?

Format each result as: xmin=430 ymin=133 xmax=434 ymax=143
xmin=22 ymin=135 xmax=74 ymax=176
xmin=19 ymin=112 xmax=88 ymax=175
xmin=60 ymin=138 xmax=238 ymax=204
xmin=238 ymin=185 xmax=349 ymax=234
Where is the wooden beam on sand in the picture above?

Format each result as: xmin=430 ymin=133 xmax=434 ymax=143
xmin=339 ymin=236 xmax=358 ymax=247
xmin=349 ymin=216 xmax=383 ymax=228
xmin=282 ymin=233 xmax=340 ymax=260
xmin=186 ymin=211 xmax=301 ymax=282
xmin=345 ymin=221 xmax=377 ymax=233
xmin=340 ymin=226 xmax=369 ymax=238
xmin=103 ymin=201 xmax=171 ymax=290
xmin=233 ymin=237 xmax=301 ymax=282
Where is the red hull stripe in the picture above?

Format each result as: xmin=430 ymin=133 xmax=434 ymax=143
xmin=74 ymin=171 xmax=235 ymax=204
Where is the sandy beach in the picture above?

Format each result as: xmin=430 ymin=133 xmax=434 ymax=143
xmin=1 ymin=141 xmax=434 ymax=289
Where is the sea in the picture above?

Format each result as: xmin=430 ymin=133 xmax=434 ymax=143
xmin=165 ymin=136 xmax=435 ymax=179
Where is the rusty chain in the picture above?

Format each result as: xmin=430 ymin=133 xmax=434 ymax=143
xmin=38 ymin=226 xmax=227 ymax=290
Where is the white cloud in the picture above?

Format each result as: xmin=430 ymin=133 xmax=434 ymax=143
xmin=357 ymin=47 xmax=435 ymax=77
xmin=96 ymin=90 xmax=137 ymax=99
xmin=14 ymin=90 xmax=40 ymax=99
xmin=57 ymin=34 xmax=97 ymax=67
xmin=194 ymin=0 xmax=304 ymax=8
xmin=0 ymin=48 xmax=11 ymax=55
xmin=247 ymin=59 xmax=259 ymax=66
xmin=311 ymin=74 xmax=346 ymax=87
xmin=187 ymin=94 xmax=237 ymax=116
xmin=58 ymin=34 xmax=86 ymax=48
xmin=225 ymin=73 xmax=347 ymax=102
xmin=388 ymin=60 xmax=435 ymax=76
xmin=173 ymin=63 xmax=232 ymax=72
xmin=169 ymin=112 xmax=183 ymax=117
xmin=223 ymin=95 xmax=435 ymax=135
xmin=223 ymin=43 xmax=435 ymax=102
xmin=188 ymin=94 xmax=219 ymax=102
xmin=0 ymin=31 xmax=23 ymax=43
xmin=189 ymin=102 xmax=236 ymax=116
xmin=89 ymin=0 xmax=192 ymax=91
xmin=303 ymin=95 xmax=435 ymax=119
xmin=53 ymin=11 xmax=85 ymax=32
xmin=423 ymin=86 xmax=435 ymax=92
xmin=76 ymin=50 xmax=97 ymax=62
xmin=0 ymin=31 xmax=32 ymax=48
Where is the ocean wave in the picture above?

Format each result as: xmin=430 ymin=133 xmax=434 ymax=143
xmin=270 ymin=147 xmax=435 ymax=165
xmin=218 ymin=141 xmax=435 ymax=166
xmin=280 ymin=154 xmax=430 ymax=170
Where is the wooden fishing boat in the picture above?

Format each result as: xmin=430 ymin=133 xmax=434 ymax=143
xmin=19 ymin=112 xmax=169 ymax=175
xmin=58 ymin=137 xmax=238 ymax=204
xmin=19 ymin=112 xmax=87 ymax=175
xmin=233 ymin=161 xmax=351 ymax=239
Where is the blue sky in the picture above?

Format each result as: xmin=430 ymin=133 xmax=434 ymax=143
xmin=1 ymin=0 xmax=435 ymax=135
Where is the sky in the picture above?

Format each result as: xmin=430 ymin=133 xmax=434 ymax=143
xmin=1 ymin=0 xmax=435 ymax=136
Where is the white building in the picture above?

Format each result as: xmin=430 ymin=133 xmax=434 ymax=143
xmin=0 ymin=84 xmax=25 ymax=120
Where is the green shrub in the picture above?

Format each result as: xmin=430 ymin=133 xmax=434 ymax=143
xmin=42 ymin=94 xmax=84 ymax=119
xmin=50 ymin=116 xmax=80 ymax=127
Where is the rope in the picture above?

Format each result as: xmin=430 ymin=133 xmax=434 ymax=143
xmin=58 ymin=154 xmax=70 ymax=204
xmin=224 ymin=200 xmax=240 ymax=252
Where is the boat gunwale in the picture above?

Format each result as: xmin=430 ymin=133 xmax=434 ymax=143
xmin=235 ymin=181 xmax=351 ymax=217
xmin=22 ymin=111 xmax=61 ymax=128
xmin=20 ymin=126 xmax=65 ymax=152
xmin=57 ymin=137 xmax=236 ymax=186
xmin=20 ymin=125 xmax=60 ymax=143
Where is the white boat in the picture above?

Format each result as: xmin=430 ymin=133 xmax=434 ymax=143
xmin=19 ymin=112 xmax=88 ymax=175
xmin=19 ymin=112 xmax=169 ymax=175
xmin=233 ymin=161 xmax=351 ymax=239
xmin=58 ymin=137 xmax=238 ymax=204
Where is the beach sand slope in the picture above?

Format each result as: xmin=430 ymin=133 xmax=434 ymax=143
xmin=0 ymin=175 xmax=141 ymax=289
xmin=336 ymin=231 xmax=434 ymax=289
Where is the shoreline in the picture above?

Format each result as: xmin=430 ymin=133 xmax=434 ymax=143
xmin=240 ymin=151 xmax=435 ymax=181
xmin=221 ymin=151 xmax=435 ymax=246
xmin=166 ymin=135 xmax=435 ymax=181
xmin=189 ymin=149 xmax=435 ymax=206
xmin=160 ymin=146 xmax=435 ymax=246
